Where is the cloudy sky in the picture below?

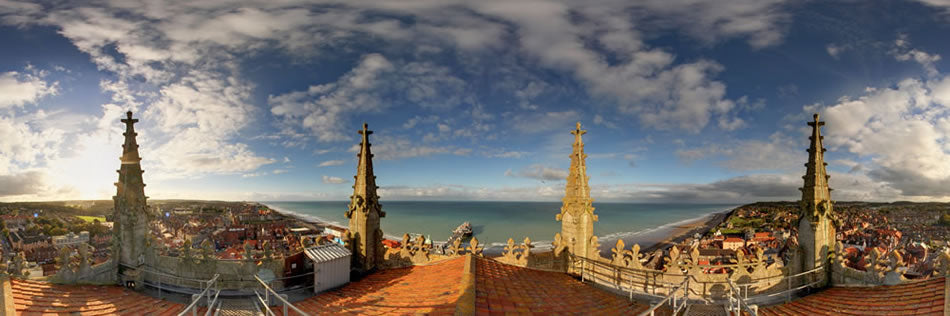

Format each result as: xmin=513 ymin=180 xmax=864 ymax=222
xmin=2 ymin=0 xmax=950 ymax=203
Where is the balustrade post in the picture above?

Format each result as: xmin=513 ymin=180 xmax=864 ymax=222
xmin=786 ymin=274 xmax=792 ymax=303
xmin=628 ymin=275 xmax=633 ymax=301
xmin=615 ymin=266 xmax=620 ymax=288
xmin=581 ymin=260 xmax=586 ymax=283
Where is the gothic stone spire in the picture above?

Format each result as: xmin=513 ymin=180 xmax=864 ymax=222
xmin=556 ymin=122 xmax=598 ymax=258
xmin=114 ymin=111 xmax=149 ymax=270
xmin=798 ymin=113 xmax=835 ymax=286
xmin=345 ymin=123 xmax=385 ymax=273
xmin=800 ymin=113 xmax=832 ymax=222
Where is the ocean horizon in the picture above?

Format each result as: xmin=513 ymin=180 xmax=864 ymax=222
xmin=264 ymin=201 xmax=738 ymax=250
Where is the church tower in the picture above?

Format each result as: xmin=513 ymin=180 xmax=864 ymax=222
xmin=345 ymin=123 xmax=386 ymax=273
xmin=114 ymin=111 xmax=149 ymax=273
xmin=556 ymin=122 xmax=598 ymax=258
xmin=798 ymin=113 xmax=836 ymax=285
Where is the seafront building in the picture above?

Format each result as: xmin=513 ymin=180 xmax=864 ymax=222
xmin=0 ymin=113 xmax=947 ymax=315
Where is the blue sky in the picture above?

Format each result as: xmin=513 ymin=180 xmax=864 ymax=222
xmin=2 ymin=0 xmax=950 ymax=203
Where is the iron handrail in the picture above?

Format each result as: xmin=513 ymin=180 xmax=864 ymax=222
xmin=254 ymin=290 xmax=276 ymax=316
xmin=727 ymin=278 xmax=757 ymax=316
xmin=254 ymin=275 xmax=310 ymax=316
xmin=568 ymin=253 xmax=828 ymax=303
xmin=118 ymin=263 xmax=213 ymax=284
xmin=178 ymin=274 xmax=220 ymax=316
xmin=637 ymin=276 xmax=690 ymax=316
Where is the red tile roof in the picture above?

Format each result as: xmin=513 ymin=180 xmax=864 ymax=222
xmin=295 ymin=256 xmax=466 ymax=315
xmin=290 ymin=255 xmax=647 ymax=315
xmin=10 ymin=279 xmax=184 ymax=315
xmin=758 ymin=277 xmax=946 ymax=316
xmin=474 ymin=257 xmax=647 ymax=315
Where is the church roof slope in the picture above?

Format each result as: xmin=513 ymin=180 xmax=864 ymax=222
xmin=298 ymin=256 xmax=466 ymax=315
xmin=758 ymin=277 xmax=946 ymax=315
xmin=474 ymin=257 xmax=647 ymax=315
xmin=292 ymin=254 xmax=647 ymax=315
xmin=10 ymin=278 xmax=184 ymax=315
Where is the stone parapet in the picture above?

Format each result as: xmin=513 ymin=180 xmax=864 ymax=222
xmin=0 ymin=276 xmax=15 ymax=316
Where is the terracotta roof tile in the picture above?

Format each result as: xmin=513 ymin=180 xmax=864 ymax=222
xmin=10 ymin=279 xmax=184 ymax=315
xmin=473 ymin=257 xmax=647 ymax=315
xmin=295 ymin=256 xmax=467 ymax=315
xmin=758 ymin=277 xmax=945 ymax=316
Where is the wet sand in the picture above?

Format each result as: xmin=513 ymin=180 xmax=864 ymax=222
xmin=642 ymin=211 xmax=729 ymax=253
xmin=267 ymin=201 xmax=733 ymax=257
xmin=596 ymin=210 xmax=731 ymax=257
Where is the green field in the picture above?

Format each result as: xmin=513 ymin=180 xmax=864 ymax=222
xmin=76 ymin=215 xmax=106 ymax=223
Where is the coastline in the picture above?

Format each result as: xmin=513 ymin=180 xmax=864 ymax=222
xmin=596 ymin=208 xmax=734 ymax=257
xmin=264 ymin=201 xmax=736 ymax=257
xmin=641 ymin=210 xmax=729 ymax=253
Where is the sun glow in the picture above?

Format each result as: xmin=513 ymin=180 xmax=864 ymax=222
xmin=48 ymin=134 xmax=123 ymax=200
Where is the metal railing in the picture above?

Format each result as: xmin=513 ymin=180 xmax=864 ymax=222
xmin=254 ymin=275 xmax=310 ymax=316
xmin=568 ymin=254 xmax=828 ymax=305
xmin=120 ymin=262 xmax=315 ymax=297
xmin=741 ymin=266 xmax=825 ymax=305
xmin=637 ymin=277 xmax=690 ymax=316
xmin=727 ymin=278 xmax=757 ymax=316
xmin=178 ymin=274 xmax=221 ymax=316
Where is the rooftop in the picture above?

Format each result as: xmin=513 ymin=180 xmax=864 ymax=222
xmin=10 ymin=278 xmax=184 ymax=315
xmin=291 ymin=255 xmax=647 ymax=315
xmin=758 ymin=277 xmax=946 ymax=315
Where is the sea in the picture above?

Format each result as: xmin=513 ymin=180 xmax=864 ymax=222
xmin=265 ymin=201 xmax=738 ymax=252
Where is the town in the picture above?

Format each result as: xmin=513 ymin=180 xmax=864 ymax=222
xmin=0 ymin=200 xmax=359 ymax=279
xmin=655 ymin=201 xmax=950 ymax=278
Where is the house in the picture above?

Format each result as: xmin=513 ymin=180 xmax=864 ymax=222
xmin=12 ymin=232 xmax=51 ymax=252
xmin=51 ymin=231 xmax=90 ymax=248
xmin=723 ymin=237 xmax=745 ymax=250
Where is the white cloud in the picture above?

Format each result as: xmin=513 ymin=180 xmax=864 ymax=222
xmin=270 ymin=53 xmax=394 ymax=142
xmin=815 ymin=75 xmax=950 ymax=197
xmin=890 ymin=34 xmax=942 ymax=77
xmin=675 ymin=132 xmax=802 ymax=172
xmin=826 ymin=43 xmax=849 ymax=59
xmin=322 ymin=175 xmax=346 ymax=184
xmin=0 ymin=0 xmax=802 ymax=200
xmin=505 ymin=164 xmax=568 ymax=181
xmin=370 ymin=135 xmax=467 ymax=160
xmin=318 ymin=160 xmax=345 ymax=167
xmin=0 ymin=71 xmax=57 ymax=108
xmin=0 ymin=171 xmax=46 ymax=197
xmin=511 ymin=111 xmax=581 ymax=133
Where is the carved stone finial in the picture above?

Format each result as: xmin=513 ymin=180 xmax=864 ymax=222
xmin=557 ymin=121 xmax=598 ymax=259
xmin=467 ymin=236 xmax=483 ymax=256
xmin=114 ymin=110 xmax=149 ymax=271
xmin=553 ymin=233 xmax=567 ymax=256
xmin=798 ymin=113 xmax=835 ymax=286
xmin=346 ymin=123 xmax=385 ymax=273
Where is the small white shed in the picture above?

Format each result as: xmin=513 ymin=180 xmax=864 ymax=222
xmin=304 ymin=243 xmax=352 ymax=293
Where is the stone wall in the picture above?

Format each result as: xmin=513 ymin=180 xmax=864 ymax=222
xmin=830 ymin=241 xmax=950 ymax=287
xmin=145 ymin=253 xmax=285 ymax=290
xmin=569 ymin=240 xmax=792 ymax=303
xmin=51 ymin=243 xmax=117 ymax=285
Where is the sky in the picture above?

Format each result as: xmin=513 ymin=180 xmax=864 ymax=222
xmin=2 ymin=0 xmax=950 ymax=203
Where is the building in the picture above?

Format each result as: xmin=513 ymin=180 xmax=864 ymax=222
xmin=11 ymin=232 xmax=50 ymax=252
xmin=723 ymin=237 xmax=745 ymax=250
xmin=51 ymin=231 xmax=90 ymax=248
xmin=304 ymin=243 xmax=351 ymax=293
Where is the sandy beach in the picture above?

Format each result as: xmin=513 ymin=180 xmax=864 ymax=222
xmin=641 ymin=211 xmax=729 ymax=253
xmin=596 ymin=210 xmax=732 ymax=258
xmin=265 ymin=201 xmax=735 ymax=257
